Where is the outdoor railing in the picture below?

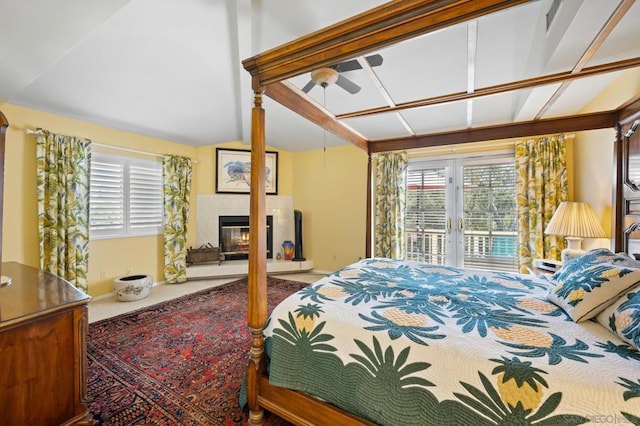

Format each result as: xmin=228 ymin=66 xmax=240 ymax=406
xmin=405 ymin=228 xmax=518 ymax=272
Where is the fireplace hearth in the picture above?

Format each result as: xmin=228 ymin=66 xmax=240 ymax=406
xmin=219 ymin=215 xmax=273 ymax=260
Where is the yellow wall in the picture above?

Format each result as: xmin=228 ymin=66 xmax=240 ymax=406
xmin=2 ymin=104 xmax=198 ymax=296
xmin=2 ymin=69 xmax=637 ymax=294
xmin=1 ymin=104 xmax=297 ymax=296
xmin=574 ymin=68 xmax=640 ymax=250
xmin=195 ymin=142 xmax=293 ymax=196
xmin=291 ymin=145 xmax=369 ymax=272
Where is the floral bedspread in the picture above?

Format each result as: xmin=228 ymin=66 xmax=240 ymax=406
xmin=264 ymin=258 xmax=640 ymax=425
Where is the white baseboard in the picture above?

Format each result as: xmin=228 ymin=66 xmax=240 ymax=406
xmin=90 ymin=279 xmax=164 ymax=301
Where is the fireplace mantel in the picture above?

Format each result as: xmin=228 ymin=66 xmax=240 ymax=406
xmin=186 ymin=259 xmax=314 ymax=279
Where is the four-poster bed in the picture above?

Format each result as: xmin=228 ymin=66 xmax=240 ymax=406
xmin=241 ymin=1 xmax=640 ymax=424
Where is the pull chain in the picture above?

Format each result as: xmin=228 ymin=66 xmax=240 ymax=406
xmin=322 ymin=84 xmax=327 ymax=169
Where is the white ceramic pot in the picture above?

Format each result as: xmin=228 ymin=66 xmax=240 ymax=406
xmin=113 ymin=274 xmax=153 ymax=302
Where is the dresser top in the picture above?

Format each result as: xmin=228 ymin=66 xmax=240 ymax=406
xmin=0 ymin=262 xmax=90 ymax=327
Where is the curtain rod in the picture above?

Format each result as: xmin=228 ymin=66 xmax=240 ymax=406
xmin=25 ymin=128 xmax=198 ymax=163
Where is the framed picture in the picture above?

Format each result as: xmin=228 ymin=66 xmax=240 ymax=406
xmin=216 ymin=148 xmax=278 ymax=194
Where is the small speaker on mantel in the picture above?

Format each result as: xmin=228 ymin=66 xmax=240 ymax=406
xmin=293 ymin=210 xmax=305 ymax=261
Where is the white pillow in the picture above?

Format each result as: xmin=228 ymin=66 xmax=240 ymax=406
xmin=596 ymin=286 xmax=640 ymax=351
xmin=547 ymin=250 xmax=640 ymax=322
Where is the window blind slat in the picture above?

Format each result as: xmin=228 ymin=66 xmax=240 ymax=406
xmin=90 ymin=152 xmax=163 ymax=238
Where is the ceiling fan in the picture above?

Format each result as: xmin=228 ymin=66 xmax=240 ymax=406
xmin=302 ymin=54 xmax=383 ymax=94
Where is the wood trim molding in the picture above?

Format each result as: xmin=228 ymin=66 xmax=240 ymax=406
xmin=369 ymin=111 xmax=618 ymax=152
xmin=264 ymin=82 xmax=367 ymax=151
xmin=613 ymin=124 xmax=624 ymax=253
xmin=258 ymin=376 xmax=375 ymax=426
xmin=0 ymin=111 xmax=7 ymax=266
xmin=618 ymin=96 xmax=640 ymax=125
xmin=243 ymin=0 xmax=529 ymax=86
xmin=365 ymin=154 xmax=372 ymax=258
xmin=534 ymin=0 xmax=635 ymax=120
xmin=337 ymin=57 xmax=640 ymax=120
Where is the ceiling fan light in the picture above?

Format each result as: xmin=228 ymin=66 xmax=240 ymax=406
xmin=311 ymin=68 xmax=339 ymax=87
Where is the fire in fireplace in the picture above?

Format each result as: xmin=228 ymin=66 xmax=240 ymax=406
xmin=219 ymin=215 xmax=273 ymax=260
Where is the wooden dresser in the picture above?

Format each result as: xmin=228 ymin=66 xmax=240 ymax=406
xmin=0 ymin=262 xmax=92 ymax=425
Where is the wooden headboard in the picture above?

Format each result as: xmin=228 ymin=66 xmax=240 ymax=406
xmin=614 ymin=97 xmax=640 ymax=255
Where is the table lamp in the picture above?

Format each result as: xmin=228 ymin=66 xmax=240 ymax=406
xmin=544 ymin=201 xmax=606 ymax=264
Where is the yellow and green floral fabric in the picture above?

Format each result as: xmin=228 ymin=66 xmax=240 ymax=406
xmin=374 ymin=151 xmax=407 ymax=260
xmin=36 ymin=129 xmax=91 ymax=293
xmin=263 ymin=258 xmax=640 ymax=425
xmin=162 ymin=155 xmax=192 ymax=284
xmin=515 ymin=135 xmax=568 ymax=273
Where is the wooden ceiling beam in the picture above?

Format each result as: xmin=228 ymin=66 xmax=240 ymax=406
xmin=368 ymin=110 xmax=618 ymax=153
xmin=337 ymin=56 xmax=640 ymax=119
xmin=243 ymin=0 xmax=530 ymax=88
xmin=264 ymin=82 xmax=368 ymax=151
xmin=534 ymin=0 xmax=635 ymax=120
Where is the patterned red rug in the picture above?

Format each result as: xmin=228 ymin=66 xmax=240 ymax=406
xmin=88 ymin=277 xmax=307 ymax=425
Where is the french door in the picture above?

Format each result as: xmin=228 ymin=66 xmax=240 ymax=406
xmin=405 ymin=154 xmax=518 ymax=272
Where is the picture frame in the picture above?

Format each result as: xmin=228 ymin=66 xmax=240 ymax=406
xmin=215 ymin=148 xmax=278 ymax=194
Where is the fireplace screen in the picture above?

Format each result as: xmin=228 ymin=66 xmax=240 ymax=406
xmin=219 ymin=215 xmax=273 ymax=260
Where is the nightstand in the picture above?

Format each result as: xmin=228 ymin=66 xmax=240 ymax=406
xmin=526 ymin=266 xmax=555 ymax=277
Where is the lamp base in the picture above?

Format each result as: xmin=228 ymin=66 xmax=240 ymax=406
xmin=561 ymin=248 xmax=584 ymax=265
xmin=561 ymin=237 xmax=585 ymax=264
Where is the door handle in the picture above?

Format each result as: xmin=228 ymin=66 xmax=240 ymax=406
xmin=458 ymin=217 xmax=464 ymax=231
xmin=447 ymin=217 xmax=452 ymax=233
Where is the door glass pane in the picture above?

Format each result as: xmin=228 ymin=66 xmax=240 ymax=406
xmin=406 ymin=167 xmax=447 ymax=265
xmin=462 ymin=162 xmax=517 ymax=272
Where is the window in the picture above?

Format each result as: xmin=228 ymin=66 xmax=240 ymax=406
xmin=405 ymin=153 xmax=518 ymax=272
xmin=89 ymin=152 xmax=163 ymax=239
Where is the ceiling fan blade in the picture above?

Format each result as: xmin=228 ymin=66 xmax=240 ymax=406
xmin=331 ymin=59 xmax=361 ymax=73
xmin=335 ymin=74 xmax=361 ymax=94
xmin=331 ymin=54 xmax=384 ymax=73
xmin=365 ymin=53 xmax=383 ymax=68
xmin=302 ymin=80 xmax=316 ymax=93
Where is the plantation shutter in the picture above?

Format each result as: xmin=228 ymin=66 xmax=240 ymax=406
xmin=405 ymin=166 xmax=448 ymax=265
xmin=129 ymin=164 xmax=163 ymax=230
xmin=90 ymin=158 xmax=125 ymax=234
xmin=89 ymin=152 xmax=163 ymax=238
xmin=462 ymin=162 xmax=517 ymax=272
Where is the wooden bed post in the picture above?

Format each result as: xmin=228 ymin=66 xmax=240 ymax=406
xmin=366 ymin=152 xmax=372 ymax=258
xmin=0 ymin=111 xmax=7 ymax=268
xmin=247 ymin=88 xmax=267 ymax=425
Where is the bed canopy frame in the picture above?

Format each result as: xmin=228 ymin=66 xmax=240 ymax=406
xmin=241 ymin=1 xmax=640 ymax=424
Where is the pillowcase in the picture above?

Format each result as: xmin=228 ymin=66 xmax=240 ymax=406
xmin=547 ymin=249 xmax=640 ymax=322
xmin=550 ymin=248 xmax=616 ymax=280
xmin=596 ymin=286 xmax=640 ymax=351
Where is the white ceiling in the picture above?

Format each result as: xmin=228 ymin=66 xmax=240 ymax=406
xmin=1 ymin=0 xmax=639 ymax=152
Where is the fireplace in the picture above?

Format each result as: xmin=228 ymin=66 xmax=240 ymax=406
xmin=219 ymin=215 xmax=273 ymax=260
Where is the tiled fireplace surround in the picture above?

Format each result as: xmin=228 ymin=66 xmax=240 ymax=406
xmin=196 ymin=194 xmax=294 ymax=260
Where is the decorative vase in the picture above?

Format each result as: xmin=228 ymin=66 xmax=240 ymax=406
xmin=113 ymin=274 xmax=153 ymax=302
xmin=282 ymin=240 xmax=294 ymax=261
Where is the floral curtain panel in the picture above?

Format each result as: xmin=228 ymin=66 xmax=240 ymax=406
xmin=162 ymin=155 xmax=192 ymax=284
xmin=374 ymin=151 xmax=408 ymax=259
xmin=36 ymin=129 xmax=91 ymax=293
xmin=515 ymin=134 xmax=568 ymax=273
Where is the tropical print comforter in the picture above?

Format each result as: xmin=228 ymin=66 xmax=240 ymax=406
xmin=264 ymin=258 xmax=640 ymax=425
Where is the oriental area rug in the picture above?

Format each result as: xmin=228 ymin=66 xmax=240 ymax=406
xmin=88 ymin=277 xmax=308 ymax=425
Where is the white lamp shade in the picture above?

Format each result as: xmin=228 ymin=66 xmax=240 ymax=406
xmin=544 ymin=202 xmax=606 ymax=238
xmin=544 ymin=202 xmax=606 ymax=264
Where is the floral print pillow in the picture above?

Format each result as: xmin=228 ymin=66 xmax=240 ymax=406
xmin=596 ymin=287 xmax=640 ymax=351
xmin=547 ymin=251 xmax=640 ymax=322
